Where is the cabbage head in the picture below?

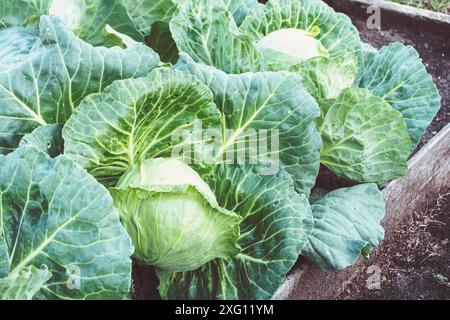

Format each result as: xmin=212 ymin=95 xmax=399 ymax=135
xmin=110 ymin=158 xmax=240 ymax=272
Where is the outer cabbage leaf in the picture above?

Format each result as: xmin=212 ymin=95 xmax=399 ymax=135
xmin=63 ymin=68 xmax=221 ymax=186
xmin=223 ymin=0 xmax=259 ymax=26
xmin=0 ymin=16 xmax=159 ymax=154
xmin=170 ymin=0 xmax=263 ymax=73
xmin=177 ymin=55 xmax=322 ymax=196
xmin=49 ymin=0 xmax=143 ymax=46
xmin=0 ymin=0 xmax=51 ymax=28
xmin=145 ymin=0 xmax=257 ymax=63
xmin=0 ymin=0 xmax=142 ymax=46
xmin=356 ymin=43 xmax=441 ymax=149
xmin=123 ymin=0 xmax=177 ymax=35
xmin=0 ymin=27 xmax=38 ymax=69
xmin=157 ymin=164 xmax=313 ymax=300
xmin=19 ymin=124 xmax=64 ymax=158
xmin=293 ymin=55 xmax=358 ymax=99
xmin=145 ymin=0 xmax=258 ymax=64
xmin=303 ymin=184 xmax=385 ymax=271
xmin=318 ymin=87 xmax=411 ymax=183
xmin=0 ymin=146 xmax=133 ymax=299
xmin=359 ymin=42 xmax=377 ymax=61
xmin=0 ymin=266 xmax=51 ymax=300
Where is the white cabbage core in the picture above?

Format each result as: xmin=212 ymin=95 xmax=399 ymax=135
xmin=256 ymin=28 xmax=329 ymax=68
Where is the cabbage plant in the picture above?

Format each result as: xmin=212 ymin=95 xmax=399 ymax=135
xmin=0 ymin=143 xmax=133 ymax=299
xmin=62 ymin=67 xmax=317 ymax=298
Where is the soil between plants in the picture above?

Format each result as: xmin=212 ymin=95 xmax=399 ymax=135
xmin=339 ymin=191 xmax=450 ymax=300
xmin=131 ymin=2 xmax=450 ymax=300
xmin=132 ymin=262 xmax=160 ymax=300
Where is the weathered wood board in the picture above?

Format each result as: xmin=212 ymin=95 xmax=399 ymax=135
xmin=347 ymin=0 xmax=450 ymax=24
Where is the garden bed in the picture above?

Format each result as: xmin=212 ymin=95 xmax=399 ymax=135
xmin=273 ymin=0 xmax=450 ymax=300
xmin=1 ymin=0 xmax=448 ymax=302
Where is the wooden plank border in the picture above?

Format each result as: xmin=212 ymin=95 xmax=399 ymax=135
xmin=348 ymin=0 xmax=450 ymax=24
xmin=274 ymin=123 xmax=450 ymax=299
xmin=323 ymin=0 xmax=450 ymax=39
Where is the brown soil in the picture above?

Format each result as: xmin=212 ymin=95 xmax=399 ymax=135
xmin=339 ymin=191 xmax=450 ymax=300
xmin=132 ymin=262 xmax=160 ymax=300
